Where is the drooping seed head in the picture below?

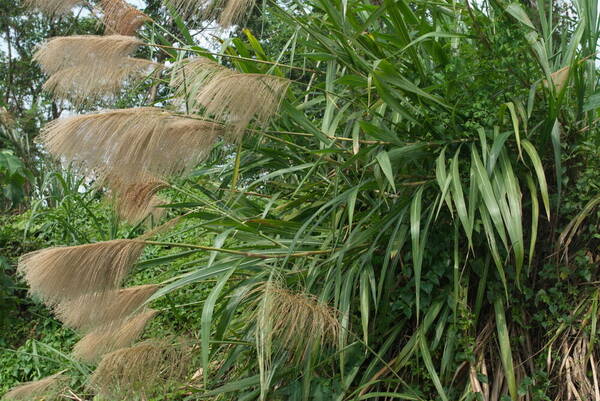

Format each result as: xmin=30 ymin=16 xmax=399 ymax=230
xmin=254 ymin=281 xmax=340 ymax=362
xmin=53 ymin=284 xmax=159 ymax=332
xmin=18 ymin=239 xmax=145 ymax=305
xmin=42 ymin=59 xmax=160 ymax=106
xmin=72 ymin=309 xmax=158 ymax=364
xmin=171 ymin=61 xmax=290 ymax=137
xmin=33 ymin=35 xmax=143 ymax=75
xmin=166 ymin=0 xmax=256 ymax=27
xmin=23 ymin=0 xmax=80 ymax=16
xmin=100 ymin=0 xmax=151 ymax=36
xmin=2 ymin=372 xmax=67 ymax=401
xmin=89 ymin=338 xmax=191 ymax=399
xmin=41 ymin=108 xmax=222 ymax=186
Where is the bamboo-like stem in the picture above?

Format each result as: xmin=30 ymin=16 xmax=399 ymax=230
xmin=169 ymin=184 xmax=289 ymax=249
xmin=144 ymin=42 xmax=318 ymax=73
xmin=142 ymin=240 xmax=339 ymax=259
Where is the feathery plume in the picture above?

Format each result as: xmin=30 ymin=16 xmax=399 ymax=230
xmin=33 ymin=35 xmax=142 ymax=75
xmin=106 ymin=175 xmax=169 ymax=223
xmin=100 ymin=0 xmax=151 ymax=36
xmin=255 ymin=281 xmax=340 ymax=361
xmin=2 ymin=373 xmax=67 ymax=401
xmin=170 ymin=58 xmax=228 ymax=110
xmin=550 ymin=66 xmax=570 ymax=92
xmin=41 ymin=108 xmax=221 ymax=184
xmin=171 ymin=60 xmax=289 ymax=136
xmin=23 ymin=0 xmax=80 ymax=15
xmin=73 ymin=309 xmax=158 ymax=363
xmin=89 ymin=338 xmax=191 ymax=398
xmin=0 ymin=107 xmax=15 ymax=128
xmin=42 ymin=59 xmax=160 ymax=106
xmin=197 ymin=72 xmax=289 ymax=137
xmin=166 ymin=0 xmax=255 ymax=27
xmin=219 ymin=0 xmax=256 ymax=27
xmin=53 ymin=285 xmax=159 ymax=332
xmin=167 ymin=0 xmax=212 ymax=20
xmin=254 ymin=281 xmax=339 ymax=400
xmin=17 ymin=239 xmax=145 ymax=305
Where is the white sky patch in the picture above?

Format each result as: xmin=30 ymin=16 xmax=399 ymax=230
xmin=128 ymin=0 xmax=146 ymax=7
xmin=0 ymin=38 xmax=7 ymax=55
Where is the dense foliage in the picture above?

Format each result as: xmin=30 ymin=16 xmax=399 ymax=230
xmin=1 ymin=0 xmax=599 ymax=400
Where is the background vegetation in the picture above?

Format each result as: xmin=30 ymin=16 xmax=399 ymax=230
xmin=1 ymin=0 xmax=599 ymax=399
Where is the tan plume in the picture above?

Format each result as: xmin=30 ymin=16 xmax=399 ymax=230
xmin=170 ymin=57 xmax=228 ymax=110
xmin=23 ymin=0 xmax=80 ymax=15
xmin=167 ymin=0 xmax=255 ymax=27
xmin=17 ymin=239 xmax=145 ymax=305
xmin=0 ymin=107 xmax=15 ymax=128
xmin=73 ymin=309 xmax=158 ymax=363
xmin=167 ymin=0 xmax=212 ymax=20
xmin=219 ymin=0 xmax=256 ymax=27
xmin=89 ymin=338 xmax=191 ymax=398
xmin=170 ymin=59 xmax=289 ymax=137
xmin=198 ymin=72 xmax=289 ymax=137
xmin=42 ymin=59 xmax=160 ymax=106
xmin=255 ymin=281 xmax=340 ymax=362
xmin=2 ymin=372 xmax=67 ymax=401
xmin=548 ymin=66 xmax=571 ymax=92
xmin=41 ymin=108 xmax=222 ymax=184
xmin=33 ymin=35 xmax=142 ymax=75
xmin=53 ymin=284 xmax=159 ymax=332
xmin=106 ymin=176 xmax=169 ymax=223
xmin=100 ymin=0 xmax=151 ymax=36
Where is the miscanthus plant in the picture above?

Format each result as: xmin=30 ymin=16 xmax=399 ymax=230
xmin=4 ymin=0 xmax=600 ymax=399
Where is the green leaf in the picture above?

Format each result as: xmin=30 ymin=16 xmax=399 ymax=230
xmin=506 ymin=3 xmax=537 ymax=30
xmin=550 ymin=119 xmax=563 ymax=203
xmin=376 ymin=151 xmax=396 ymax=192
xmin=471 ymin=147 xmax=508 ymax=248
xmin=360 ymin=269 xmax=370 ymax=346
xmin=201 ymin=265 xmax=237 ymax=387
xmin=497 ymin=153 xmax=524 ymax=284
xmin=145 ymin=259 xmax=256 ymax=304
xmin=525 ymin=175 xmax=539 ymax=268
xmin=583 ymin=92 xmax=600 ymax=112
xmin=503 ymin=102 xmax=522 ymax=158
xmin=521 ymin=139 xmax=550 ymax=219
xmin=419 ymin=334 xmax=449 ymax=401
xmin=494 ymin=297 xmax=518 ymax=401
xmin=411 ymin=186 xmax=424 ymax=321
xmin=450 ymin=148 xmax=472 ymax=246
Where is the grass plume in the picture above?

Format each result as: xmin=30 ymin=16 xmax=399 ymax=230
xmin=255 ymin=281 xmax=340 ymax=361
xmin=253 ymin=280 xmax=339 ymax=400
xmin=23 ymin=0 xmax=80 ymax=15
xmin=17 ymin=239 xmax=145 ymax=305
xmin=53 ymin=285 xmax=159 ymax=332
xmin=42 ymin=59 xmax=160 ymax=106
xmin=100 ymin=0 xmax=151 ymax=36
xmin=167 ymin=0 xmax=212 ymax=20
xmin=0 ymin=106 xmax=15 ymax=128
xmin=170 ymin=57 xmax=227 ymax=111
xmin=167 ymin=0 xmax=255 ymax=27
xmin=110 ymin=178 xmax=169 ymax=223
xmin=33 ymin=35 xmax=142 ymax=75
xmin=219 ymin=0 xmax=256 ymax=26
xmin=41 ymin=108 xmax=222 ymax=185
xmin=171 ymin=61 xmax=290 ymax=137
xmin=89 ymin=338 xmax=191 ymax=399
xmin=2 ymin=373 xmax=67 ymax=401
xmin=72 ymin=309 xmax=158 ymax=363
